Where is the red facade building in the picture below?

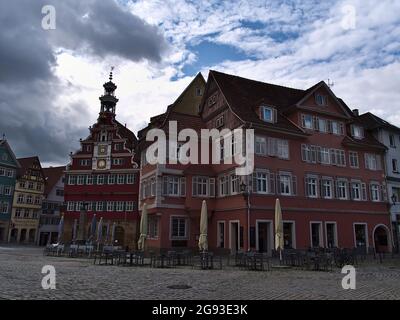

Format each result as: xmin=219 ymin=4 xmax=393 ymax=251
xmin=63 ymin=72 xmax=140 ymax=247
xmin=139 ymin=71 xmax=392 ymax=254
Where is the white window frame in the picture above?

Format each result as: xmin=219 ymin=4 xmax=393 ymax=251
xmin=170 ymin=216 xmax=188 ymax=240
xmin=349 ymin=151 xmax=359 ymax=168
xmin=322 ymin=178 xmax=333 ymax=199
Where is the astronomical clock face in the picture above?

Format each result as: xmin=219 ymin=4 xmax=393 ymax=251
xmin=97 ymin=159 xmax=106 ymax=169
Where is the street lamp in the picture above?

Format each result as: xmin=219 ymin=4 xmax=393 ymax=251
xmin=391 ymin=194 xmax=397 ymax=206
xmin=240 ymin=179 xmax=251 ymax=252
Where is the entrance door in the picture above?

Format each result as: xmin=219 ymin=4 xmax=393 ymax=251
xmin=326 ymin=223 xmax=337 ymax=248
xmin=374 ymin=226 xmax=390 ymax=253
xmin=283 ymin=222 xmax=294 ymax=249
xmin=310 ymin=223 xmax=322 ymax=248
xmin=39 ymin=232 xmax=49 ymax=246
xmin=257 ymin=222 xmax=269 ymax=253
xmin=354 ymin=224 xmax=367 ymax=249
xmin=230 ymin=222 xmax=239 ymax=253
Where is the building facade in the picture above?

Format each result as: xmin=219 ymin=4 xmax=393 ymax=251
xmin=139 ymin=70 xmax=392 ymax=254
xmin=38 ymin=166 xmax=65 ymax=246
xmin=9 ymin=157 xmax=45 ymax=244
xmin=0 ymin=140 xmax=20 ymax=242
xmin=360 ymin=112 xmax=400 ymax=251
xmin=64 ymin=72 xmax=140 ymax=248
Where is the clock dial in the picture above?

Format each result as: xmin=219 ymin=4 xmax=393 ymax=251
xmin=97 ymin=159 xmax=106 ymax=169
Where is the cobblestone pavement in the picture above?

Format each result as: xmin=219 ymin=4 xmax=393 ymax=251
xmin=0 ymin=246 xmax=399 ymax=300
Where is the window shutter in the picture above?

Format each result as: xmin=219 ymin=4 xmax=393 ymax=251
xmin=180 ymin=177 xmax=186 ymax=196
xmin=209 ymin=178 xmax=215 ymax=197
xmin=377 ymin=155 xmax=382 ymax=171
xmin=276 ymin=175 xmax=281 ymax=195
xmin=252 ymin=172 xmax=257 ymax=193
xmin=269 ymin=173 xmax=275 ymax=194
xmin=162 ymin=176 xmax=168 ymax=196
xmin=361 ymin=183 xmax=367 ymax=201
xmin=301 ymin=144 xmax=307 ymax=162
xmin=313 ymin=116 xmax=319 ymax=131
xmin=304 ymin=177 xmax=309 ymax=197
xmin=292 ymin=176 xmax=297 ymax=196
xmin=192 ymin=177 xmax=198 ymax=196
xmin=273 ymin=108 xmax=278 ymax=123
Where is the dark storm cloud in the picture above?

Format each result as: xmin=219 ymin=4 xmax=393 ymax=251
xmin=0 ymin=0 xmax=168 ymax=164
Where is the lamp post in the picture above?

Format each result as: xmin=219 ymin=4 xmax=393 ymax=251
xmin=240 ymin=179 xmax=251 ymax=252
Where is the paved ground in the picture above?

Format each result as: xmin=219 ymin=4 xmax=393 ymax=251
xmin=0 ymin=246 xmax=399 ymax=300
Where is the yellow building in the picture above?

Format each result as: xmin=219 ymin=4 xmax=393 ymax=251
xmin=9 ymin=157 xmax=45 ymax=244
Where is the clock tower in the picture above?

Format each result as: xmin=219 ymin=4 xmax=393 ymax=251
xmin=63 ymin=70 xmax=140 ymax=248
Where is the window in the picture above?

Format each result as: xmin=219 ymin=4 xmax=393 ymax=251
xmin=55 ymin=189 xmax=64 ymax=197
xmin=6 ymin=169 xmax=14 ymax=178
xmin=15 ymin=208 xmax=22 ymax=217
xmin=217 ymin=221 xmax=225 ymax=248
xmin=28 ymin=182 xmax=34 ymax=189
xmin=19 ymin=181 xmax=26 ymax=189
xmin=34 ymin=196 xmax=41 ymax=205
xmin=163 ymin=176 xmax=180 ymax=196
xmin=311 ymin=222 xmax=322 ymax=248
xmin=278 ymin=174 xmax=296 ymax=196
xmin=126 ymin=201 xmax=134 ymax=211
xmin=117 ymin=174 xmax=125 ymax=184
xmin=86 ymin=202 xmax=93 ymax=212
xmin=392 ymin=187 xmax=400 ymax=203
xmin=315 ymin=94 xmax=327 ymax=106
xmin=68 ymin=175 xmax=77 ymax=185
xmin=97 ymin=174 xmax=104 ymax=185
xmin=79 ymin=159 xmax=91 ymax=166
xmin=330 ymin=149 xmax=346 ymax=167
xmin=171 ymin=217 xmax=187 ymax=239
xmin=370 ymin=184 xmax=381 ymax=202
xmin=96 ymin=202 xmax=104 ymax=212
xmin=390 ymin=134 xmax=396 ymax=148
xmin=127 ymin=174 xmax=135 ymax=184
xmin=268 ymin=138 xmax=289 ymax=159
xmin=86 ymin=175 xmax=93 ymax=185
xmin=114 ymin=143 xmax=123 ymax=151
xmin=108 ymin=174 xmax=115 ymax=184
xmin=301 ymin=114 xmax=313 ymax=129
xmin=4 ymin=186 xmax=12 ymax=196
xmin=393 ymin=159 xmax=398 ymax=172
xmin=337 ymin=180 xmax=348 ymax=200
xmin=255 ymin=136 xmax=267 ymax=155
xmin=215 ymin=115 xmax=224 ymax=128
xmin=351 ymin=182 xmax=362 ymax=201
xmin=193 ymin=177 xmax=207 ymax=196
xmin=113 ymin=158 xmax=124 ymax=165
xmin=218 ymin=175 xmax=229 ymax=197
xmin=148 ymin=217 xmax=159 ymax=238
xmin=1 ymin=202 xmax=9 ymax=214
xmin=301 ymin=144 xmax=317 ymax=163
xmin=77 ymin=175 xmax=85 ymax=185
xmin=349 ymin=152 xmax=359 ymax=168
xmin=116 ymin=201 xmax=124 ymax=212
xmin=351 ymin=125 xmax=364 ymax=139
xmin=255 ymin=172 xmax=267 ymax=193
xmin=17 ymin=194 xmax=24 ymax=203
xmin=261 ymin=106 xmax=276 ymax=123
xmin=230 ymin=175 xmax=239 ymax=194
xmin=107 ymin=201 xmax=114 ymax=212
xmin=306 ymin=176 xmax=318 ymax=198
xmin=195 ymin=87 xmax=202 ymax=96
xmin=322 ymin=178 xmax=333 ymax=199
xmin=365 ymin=153 xmax=382 ymax=171
xmin=318 ymin=147 xmax=330 ymax=164
xmin=26 ymin=195 xmax=33 ymax=204
xmin=318 ymin=118 xmax=328 ymax=133
xmin=331 ymin=121 xmax=344 ymax=135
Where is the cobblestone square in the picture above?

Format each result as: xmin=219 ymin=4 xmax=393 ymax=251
xmin=0 ymin=246 xmax=400 ymax=300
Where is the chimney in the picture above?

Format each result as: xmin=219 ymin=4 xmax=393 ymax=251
xmin=352 ymin=109 xmax=359 ymax=116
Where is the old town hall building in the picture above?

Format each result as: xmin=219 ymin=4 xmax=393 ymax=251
xmin=138 ymin=71 xmax=392 ymax=254
xmin=63 ymin=72 xmax=140 ymax=247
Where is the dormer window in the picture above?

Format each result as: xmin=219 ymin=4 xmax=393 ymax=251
xmin=260 ymin=106 xmax=277 ymax=123
xmin=315 ymin=94 xmax=327 ymax=106
xmin=351 ymin=125 xmax=364 ymax=140
xmin=195 ymin=87 xmax=202 ymax=96
xmin=215 ymin=115 xmax=224 ymax=128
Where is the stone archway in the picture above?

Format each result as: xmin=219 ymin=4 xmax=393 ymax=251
xmin=373 ymin=224 xmax=392 ymax=253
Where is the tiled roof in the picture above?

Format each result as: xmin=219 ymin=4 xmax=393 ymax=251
xmin=43 ymin=166 xmax=65 ymax=196
xmin=16 ymin=156 xmax=43 ymax=178
xmin=209 ymin=70 xmax=307 ymax=135
xmin=359 ymin=112 xmax=400 ymax=133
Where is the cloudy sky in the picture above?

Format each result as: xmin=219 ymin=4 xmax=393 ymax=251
xmin=1 ymin=0 xmax=399 ymax=166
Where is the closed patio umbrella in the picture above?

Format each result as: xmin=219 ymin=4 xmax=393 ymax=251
xmin=111 ymin=222 xmax=116 ymax=246
xmin=105 ymin=221 xmax=110 ymax=244
xmin=96 ymin=217 xmax=103 ymax=250
xmin=57 ymin=214 xmax=64 ymax=244
xmin=275 ymin=198 xmax=284 ymax=262
xmin=90 ymin=214 xmax=97 ymax=243
xmin=198 ymin=200 xmax=208 ymax=252
xmin=72 ymin=218 xmax=78 ymax=243
xmin=137 ymin=203 xmax=148 ymax=251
